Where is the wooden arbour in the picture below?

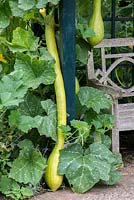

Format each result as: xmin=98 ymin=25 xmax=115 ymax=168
xmin=87 ymin=38 xmax=134 ymax=152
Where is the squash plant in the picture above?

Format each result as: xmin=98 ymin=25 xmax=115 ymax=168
xmin=0 ymin=0 xmax=124 ymax=199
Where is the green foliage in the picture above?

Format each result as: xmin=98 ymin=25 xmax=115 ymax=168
xmin=18 ymin=0 xmax=37 ymax=10
xmin=9 ymin=139 xmax=46 ymax=185
xmin=58 ymin=143 xmax=121 ymax=193
xmin=0 ymin=2 xmax=11 ymax=32
xmin=70 ymin=120 xmax=91 ymax=145
xmin=19 ymin=93 xmax=43 ymax=117
xmin=0 ymin=14 xmax=57 ymax=194
xmin=9 ymin=0 xmax=26 ymax=17
xmin=77 ymin=17 xmax=95 ymax=41
xmin=36 ymin=0 xmax=60 ymax=8
xmin=0 ymin=71 xmax=27 ymax=109
xmin=58 ymin=86 xmax=122 ymax=193
xmin=8 ymin=27 xmax=39 ymax=52
xmin=78 ymin=87 xmax=112 ymax=113
xmin=14 ymin=52 xmax=56 ymax=88
xmin=0 ymin=176 xmax=33 ymax=200
xmin=0 ymin=0 xmax=125 ymax=198
xmin=9 ymin=99 xmax=57 ymax=141
xmin=0 ymin=139 xmax=45 ymax=199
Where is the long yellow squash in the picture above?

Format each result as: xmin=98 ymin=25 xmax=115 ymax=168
xmin=40 ymin=9 xmax=66 ymax=191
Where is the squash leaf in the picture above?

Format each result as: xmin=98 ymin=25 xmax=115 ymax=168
xmin=9 ymin=139 xmax=46 ymax=185
xmin=0 ymin=176 xmax=22 ymax=199
xmin=14 ymin=52 xmax=56 ymax=89
xmin=19 ymin=93 xmax=43 ymax=117
xmin=18 ymin=0 xmax=36 ymax=11
xmin=70 ymin=120 xmax=91 ymax=145
xmin=36 ymin=0 xmax=60 ymax=8
xmin=103 ymin=169 xmax=122 ymax=185
xmin=7 ymin=27 xmax=39 ymax=53
xmin=0 ymin=176 xmax=33 ymax=200
xmin=9 ymin=0 xmax=25 ymax=17
xmin=58 ymin=143 xmax=119 ymax=193
xmin=92 ymin=114 xmax=115 ymax=130
xmin=78 ymin=87 xmax=112 ymax=113
xmin=9 ymin=99 xmax=57 ymax=141
xmin=0 ymin=71 xmax=27 ymax=109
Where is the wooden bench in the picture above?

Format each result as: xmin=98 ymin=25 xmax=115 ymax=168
xmin=87 ymin=38 xmax=134 ymax=152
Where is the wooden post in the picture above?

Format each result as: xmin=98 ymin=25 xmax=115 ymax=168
xmin=59 ymin=0 xmax=76 ymax=122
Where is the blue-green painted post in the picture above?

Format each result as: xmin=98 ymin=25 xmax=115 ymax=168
xmin=59 ymin=0 xmax=76 ymax=122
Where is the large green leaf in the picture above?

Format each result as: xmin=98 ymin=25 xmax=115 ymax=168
xmin=39 ymin=47 xmax=54 ymax=61
xmin=103 ymin=169 xmax=122 ymax=185
xmin=18 ymin=0 xmax=36 ymax=10
xmin=19 ymin=93 xmax=43 ymax=117
xmin=8 ymin=27 xmax=39 ymax=52
xmin=0 ymin=176 xmax=33 ymax=200
xmin=0 ymin=71 xmax=27 ymax=109
xmin=14 ymin=52 xmax=56 ymax=89
xmin=35 ymin=115 xmax=57 ymax=139
xmin=85 ymin=143 xmax=115 ymax=164
xmin=58 ymin=143 xmax=118 ymax=193
xmin=41 ymin=99 xmax=57 ymax=116
xmin=78 ymin=87 xmax=112 ymax=113
xmin=9 ymin=99 xmax=57 ymax=141
xmin=0 ymin=176 xmax=22 ymax=200
xmin=9 ymin=139 xmax=46 ymax=185
xmin=16 ymin=115 xmax=57 ymax=141
xmin=9 ymin=0 xmax=25 ymax=17
xmin=36 ymin=0 xmax=60 ymax=8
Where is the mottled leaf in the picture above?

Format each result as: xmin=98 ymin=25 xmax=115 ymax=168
xmin=93 ymin=114 xmax=115 ymax=130
xmin=0 ymin=176 xmax=22 ymax=199
xmin=39 ymin=47 xmax=54 ymax=61
xmin=58 ymin=143 xmax=118 ymax=193
xmin=9 ymin=139 xmax=46 ymax=185
xmin=9 ymin=0 xmax=25 ymax=17
xmin=18 ymin=0 xmax=36 ymax=10
xmin=19 ymin=93 xmax=43 ymax=117
xmin=8 ymin=27 xmax=39 ymax=52
xmin=103 ymin=169 xmax=122 ymax=185
xmin=0 ymin=71 xmax=27 ymax=109
xmin=14 ymin=52 xmax=56 ymax=88
xmin=20 ymin=187 xmax=33 ymax=198
xmin=36 ymin=0 xmax=60 ymax=8
xmin=9 ymin=100 xmax=57 ymax=141
xmin=35 ymin=115 xmax=57 ymax=140
xmin=41 ymin=99 xmax=57 ymax=116
xmin=78 ymin=87 xmax=112 ymax=113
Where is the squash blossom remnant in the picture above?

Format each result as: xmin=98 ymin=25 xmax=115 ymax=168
xmin=129 ymin=46 xmax=133 ymax=50
xmin=39 ymin=8 xmax=46 ymax=17
xmin=0 ymin=53 xmax=7 ymax=63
